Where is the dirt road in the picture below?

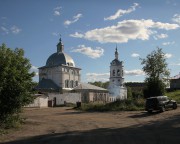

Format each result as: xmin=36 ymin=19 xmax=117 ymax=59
xmin=0 ymin=107 xmax=180 ymax=144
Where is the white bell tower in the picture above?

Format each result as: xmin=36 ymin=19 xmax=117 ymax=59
xmin=108 ymin=46 xmax=127 ymax=101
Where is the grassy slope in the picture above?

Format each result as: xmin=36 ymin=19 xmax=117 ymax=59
xmin=77 ymin=90 xmax=180 ymax=112
xmin=78 ymin=98 xmax=145 ymax=112
xmin=166 ymin=90 xmax=180 ymax=103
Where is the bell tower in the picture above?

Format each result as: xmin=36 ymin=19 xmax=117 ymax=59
xmin=108 ymin=46 xmax=127 ymax=100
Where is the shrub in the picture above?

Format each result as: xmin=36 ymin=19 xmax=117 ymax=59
xmin=77 ymin=98 xmax=145 ymax=112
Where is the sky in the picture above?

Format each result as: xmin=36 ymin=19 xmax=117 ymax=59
xmin=0 ymin=0 xmax=180 ymax=83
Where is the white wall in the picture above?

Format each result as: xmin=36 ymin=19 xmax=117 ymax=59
xmin=25 ymin=96 xmax=48 ymax=108
xmin=48 ymin=93 xmax=81 ymax=105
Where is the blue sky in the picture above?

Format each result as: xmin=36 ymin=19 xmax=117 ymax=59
xmin=0 ymin=0 xmax=180 ymax=83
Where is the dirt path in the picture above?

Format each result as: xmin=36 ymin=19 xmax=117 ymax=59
xmin=1 ymin=107 xmax=180 ymax=144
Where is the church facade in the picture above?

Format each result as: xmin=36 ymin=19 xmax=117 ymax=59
xmin=108 ymin=47 xmax=127 ymax=101
xmin=37 ymin=38 xmax=81 ymax=93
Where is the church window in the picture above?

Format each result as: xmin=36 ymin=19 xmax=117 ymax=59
xmin=113 ymin=70 xmax=115 ymax=76
xmin=65 ymin=80 xmax=69 ymax=88
xmin=117 ymin=69 xmax=120 ymax=76
xmin=75 ymin=70 xmax=77 ymax=75
xmin=75 ymin=81 xmax=78 ymax=86
xmin=70 ymin=80 xmax=74 ymax=88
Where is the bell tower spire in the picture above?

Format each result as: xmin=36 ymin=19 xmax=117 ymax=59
xmin=115 ymin=45 xmax=118 ymax=60
xmin=57 ymin=35 xmax=64 ymax=53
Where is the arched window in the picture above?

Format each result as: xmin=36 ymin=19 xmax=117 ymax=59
xmin=117 ymin=69 xmax=120 ymax=76
xmin=75 ymin=81 xmax=78 ymax=86
xmin=65 ymin=80 xmax=69 ymax=88
xmin=113 ymin=70 xmax=115 ymax=76
xmin=71 ymin=80 xmax=74 ymax=88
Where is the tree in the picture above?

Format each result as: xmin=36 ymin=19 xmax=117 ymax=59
xmin=141 ymin=48 xmax=170 ymax=98
xmin=127 ymin=87 xmax=133 ymax=99
xmin=0 ymin=44 xmax=35 ymax=126
xmin=88 ymin=81 xmax=109 ymax=89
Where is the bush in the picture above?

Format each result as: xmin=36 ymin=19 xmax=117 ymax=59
xmin=77 ymin=98 xmax=145 ymax=112
xmin=0 ymin=114 xmax=25 ymax=129
xmin=166 ymin=90 xmax=180 ymax=104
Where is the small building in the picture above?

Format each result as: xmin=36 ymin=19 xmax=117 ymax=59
xmin=170 ymin=73 xmax=180 ymax=89
xmin=72 ymin=83 xmax=109 ymax=103
xmin=25 ymin=94 xmax=48 ymax=108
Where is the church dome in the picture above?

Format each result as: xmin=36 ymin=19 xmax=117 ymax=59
xmin=46 ymin=52 xmax=75 ymax=67
xmin=46 ymin=37 xmax=75 ymax=67
xmin=111 ymin=59 xmax=122 ymax=66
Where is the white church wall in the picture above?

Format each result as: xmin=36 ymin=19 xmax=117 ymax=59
xmin=48 ymin=93 xmax=81 ymax=105
xmin=25 ymin=95 xmax=48 ymax=108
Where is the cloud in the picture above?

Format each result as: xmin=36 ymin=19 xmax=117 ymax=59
xmin=30 ymin=65 xmax=39 ymax=76
xmin=1 ymin=26 xmax=9 ymax=34
xmin=70 ymin=19 xmax=179 ymax=43
xmin=52 ymin=32 xmax=59 ymax=36
xmin=162 ymin=41 xmax=175 ymax=45
xmin=172 ymin=14 xmax=180 ymax=24
xmin=54 ymin=11 xmax=60 ymax=16
xmin=1 ymin=25 xmax=21 ymax=34
xmin=53 ymin=6 xmax=61 ymax=16
xmin=164 ymin=53 xmax=173 ymax=58
xmin=125 ymin=69 xmax=145 ymax=76
xmin=131 ymin=53 xmax=140 ymax=58
xmin=54 ymin=6 xmax=61 ymax=10
xmin=11 ymin=25 xmax=21 ymax=34
xmin=104 ymin=3 xmax=139 ymax=21
xmin=154 ymin=33 xmax=168 ymax=40
xmin=70 ymin=32 xmax=84 ymax=38
xmin=64 ymin=13 xmax=82 ymax=26
xmin=86 ymin=73 xmax=109 ymax=82
xmin=71 ymin=45 xmax=104 ymax=59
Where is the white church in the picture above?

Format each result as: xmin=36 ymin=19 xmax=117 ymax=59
xmin=35 ymin=37 xmax=127 ymax=105
xmin=37 ymin=37 xmax=81 ymax=93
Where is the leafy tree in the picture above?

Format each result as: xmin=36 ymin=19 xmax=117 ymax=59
xmin=141 ymin=48 xmax=170 ymax=98
xmin=127 ymin=87 xmax=133 ymax=99
xmin=88 ymin=81 xmax=109 ymax=89
xmin=0 ymin=44 xmax=35 ymax=127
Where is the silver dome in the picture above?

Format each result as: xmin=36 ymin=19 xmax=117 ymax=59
xmin=46 ymin=52 xmax=75 ymax=67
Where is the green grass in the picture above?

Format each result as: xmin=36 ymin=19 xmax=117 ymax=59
xmin=166 ymin=90 xmax=180 ymax=104
xmin=77 ymin=98 xmax=145 ymax=112
xmin=75 ymin=90 xmax=180 ymax=112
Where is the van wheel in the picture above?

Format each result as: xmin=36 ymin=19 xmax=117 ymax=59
xmin=160 ymin=106 xmax=165 ymax=112
xmin=173 ymin=103 xmax=177 ymax=109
